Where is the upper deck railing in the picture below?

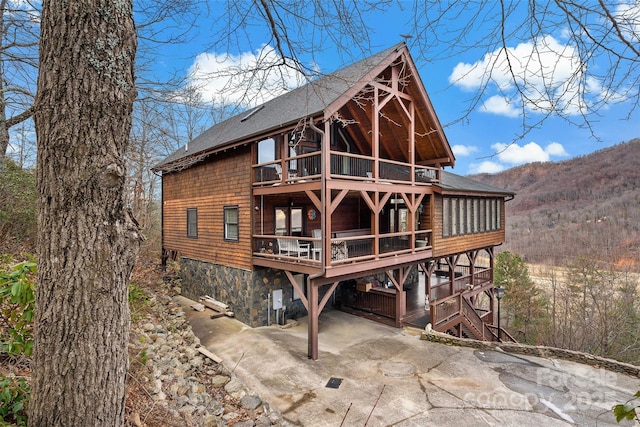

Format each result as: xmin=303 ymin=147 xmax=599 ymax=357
xmin=253 ymin=150 xmax=439 ymax=186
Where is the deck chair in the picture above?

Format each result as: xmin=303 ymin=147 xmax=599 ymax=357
xmin=274 ymin=164 xmax=283 ymax=180
xmin=311 ymin=229 xmax=322 ymax=260
xmin=277 ymin=238 xmax=310 ymax=258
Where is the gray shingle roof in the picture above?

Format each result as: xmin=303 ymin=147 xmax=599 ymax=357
xmin=156 ymin=43 xmax=406 ymax=169
xmin=439 ymin=170 xmax=515 ymax=196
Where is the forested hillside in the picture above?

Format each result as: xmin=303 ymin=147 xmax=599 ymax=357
xmin=471 ymin=138 xmax=640 ymax=269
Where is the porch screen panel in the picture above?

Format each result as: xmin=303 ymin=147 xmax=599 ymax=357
xmin=473 ymin=199 xmax=479 ymax=233
xmin=459 ymin=198 xmax=466 ymax=235
xmin=451 ymin=198 xmax=458 ymax=236
xmin=465 ymin=199 xmax=475 ymax=234
xmin=442 ymin=198 xmax=450 ymax=237
xmin=491 ymin=199 xmax=497 ymax=230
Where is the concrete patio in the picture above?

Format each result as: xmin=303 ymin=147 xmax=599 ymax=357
xmin=179 ymin=296 xmax=639 ymax=426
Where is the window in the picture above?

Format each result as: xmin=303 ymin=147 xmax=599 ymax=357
xmin=473 ymin=199 xmax=479 ymax=233
xmin=257 ymin=137 xmax=276 ymax=164
xmin=443 ymin=196 xmax=502 ymax=238
xmin=442 ymin=198 xmax=450 ymax=237
xmin=187 ymin=208 xmax=198 ymax=238
xmin=466 ymin=199 xmax=473 ymax=234
xmin=451 ymin=198 xmax=458 ymax=236
xmin=224 ymin=206 xmax=239 ymax=241
xmin=275 ymin=207 xmax=303 ymax=236
xmin=479 ymin=199 xmax=486 ymax=232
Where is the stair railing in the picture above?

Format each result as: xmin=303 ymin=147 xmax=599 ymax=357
xmin=460 ymin=296 xmax=485 ymax=340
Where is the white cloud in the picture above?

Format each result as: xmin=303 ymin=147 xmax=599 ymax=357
xmin=449 ymin=35 xmax=597 ymax=117
xmin=492 ymin=141 xmax=569 ymax=165
xmin=187 ymin=45 xmax=308 ymax=107
xmin=452 ymin=144 xmax=479 ymax=157
xmin=469 ymin=161 xmax=505 ymax=174
xmin=465 ymin=140 xmax=569 ymax=174
xmin=481 ymin=95 xmax=520 ymax=117
xmin=615 ymin=2 xmax=640 ymax=44
xmin=545 ymin=142 xmax=569 ymax=157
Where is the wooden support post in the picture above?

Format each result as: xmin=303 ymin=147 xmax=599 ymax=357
xmin=447 ymin=256 xmax=455 ymax=295
xmin=396 ymin=289 xmax=406 ymax=327
xmin=307 ymin=278 xmax=319 ymax=360
xmin=387 ymin=268 xmax=408 ymax=327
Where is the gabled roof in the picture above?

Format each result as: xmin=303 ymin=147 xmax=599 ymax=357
xmin=156 ymin=43 xmax=410 ymax=169
xmin=438 ymin=171 xmax=516 ymax=197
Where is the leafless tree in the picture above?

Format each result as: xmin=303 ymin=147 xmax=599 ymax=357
xmin=410 ymin=1 xmax=640 ymax=139
xmin=206 ymin=1 xmax=639 ymax=138
xmin=0 ymin=0 xmax=39 ymax=160
xmin=165 ymin=83 xmax=210 ymax=144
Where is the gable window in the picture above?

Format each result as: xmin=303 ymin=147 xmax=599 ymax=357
xmin=224 ymin=206 xmax=239 ymax=241
xmin=187 ymin=208 xmax=198 ymax=238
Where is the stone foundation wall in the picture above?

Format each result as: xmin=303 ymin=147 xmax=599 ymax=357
xmin=179 ymin=258 xmax=308 ymax=328
xmin=179 ymin=258 xmax=420 ymax=329
xmin=179 ymin=258 xmax=253 ymax=326
xmin=250 ymin=268 xmax=307 ymax=327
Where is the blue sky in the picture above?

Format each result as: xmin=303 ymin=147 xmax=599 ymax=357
xmin=157 ymin=1 xmax=640 ymax=176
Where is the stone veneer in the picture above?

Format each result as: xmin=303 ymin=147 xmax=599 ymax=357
xmin=179 ymin=257 xmax=307 ymax=327
xmin=180 ymin=257 xmax=420 ymax=328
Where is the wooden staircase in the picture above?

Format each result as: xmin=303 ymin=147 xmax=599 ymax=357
xmin=430 ymin=292 xmax=515 ymax=342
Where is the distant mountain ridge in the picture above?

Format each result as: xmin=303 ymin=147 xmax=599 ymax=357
xmin=469 ymin=138 xmax=640 ymax=268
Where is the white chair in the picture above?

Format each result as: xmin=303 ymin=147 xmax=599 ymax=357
xmin=277 ymin=238 xmax=310 ymax=258
xmin=311 ymin=229 xmax=322 ymax=260
xmin=274 ymin=163 xmax=298 ymax=180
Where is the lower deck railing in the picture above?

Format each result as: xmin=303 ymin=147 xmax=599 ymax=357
xmin=253 ymin=230 xmax=432 ymax=265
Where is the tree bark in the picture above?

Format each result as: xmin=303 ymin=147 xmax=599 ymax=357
xmin=30 ymin=1 xmax=139 ymax=426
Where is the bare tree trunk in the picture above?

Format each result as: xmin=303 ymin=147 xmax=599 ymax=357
xmin=30 ymin=1 xmax=139 ymax=426
xmin=0 ymin=54 xmax=10 ymax=160
xmin=0 ymin=2 xmax=9 ymax=160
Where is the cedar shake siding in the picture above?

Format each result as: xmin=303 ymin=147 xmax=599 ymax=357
xmin=162 ymin=147 xmax=253 ymax=270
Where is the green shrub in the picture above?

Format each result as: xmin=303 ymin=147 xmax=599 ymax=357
xmin=0 ymin=374 xmax=29 ymax=426
xmin=0 ymin=260 xmax=36 ymax=357
xmin=128 ymin=283 xmax=149 ymax=321
xmin=613 ymin=391 xmax=640 ymax=423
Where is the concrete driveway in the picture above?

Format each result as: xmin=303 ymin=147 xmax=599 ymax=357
xmin=179 ymin=297 xmax=638 ymax=426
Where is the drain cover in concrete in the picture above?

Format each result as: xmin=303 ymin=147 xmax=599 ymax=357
xmin=380 ymin=361 xmax=416 ymax=378
xmin=326 ymin=377 xmax=343 ymax=389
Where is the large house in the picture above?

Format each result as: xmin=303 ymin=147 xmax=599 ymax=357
xmin=154 ymin=43 xmax=515 ymax=359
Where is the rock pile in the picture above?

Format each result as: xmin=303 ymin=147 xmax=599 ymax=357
xmin=128 ymin=293 xmax=289 ymax=427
